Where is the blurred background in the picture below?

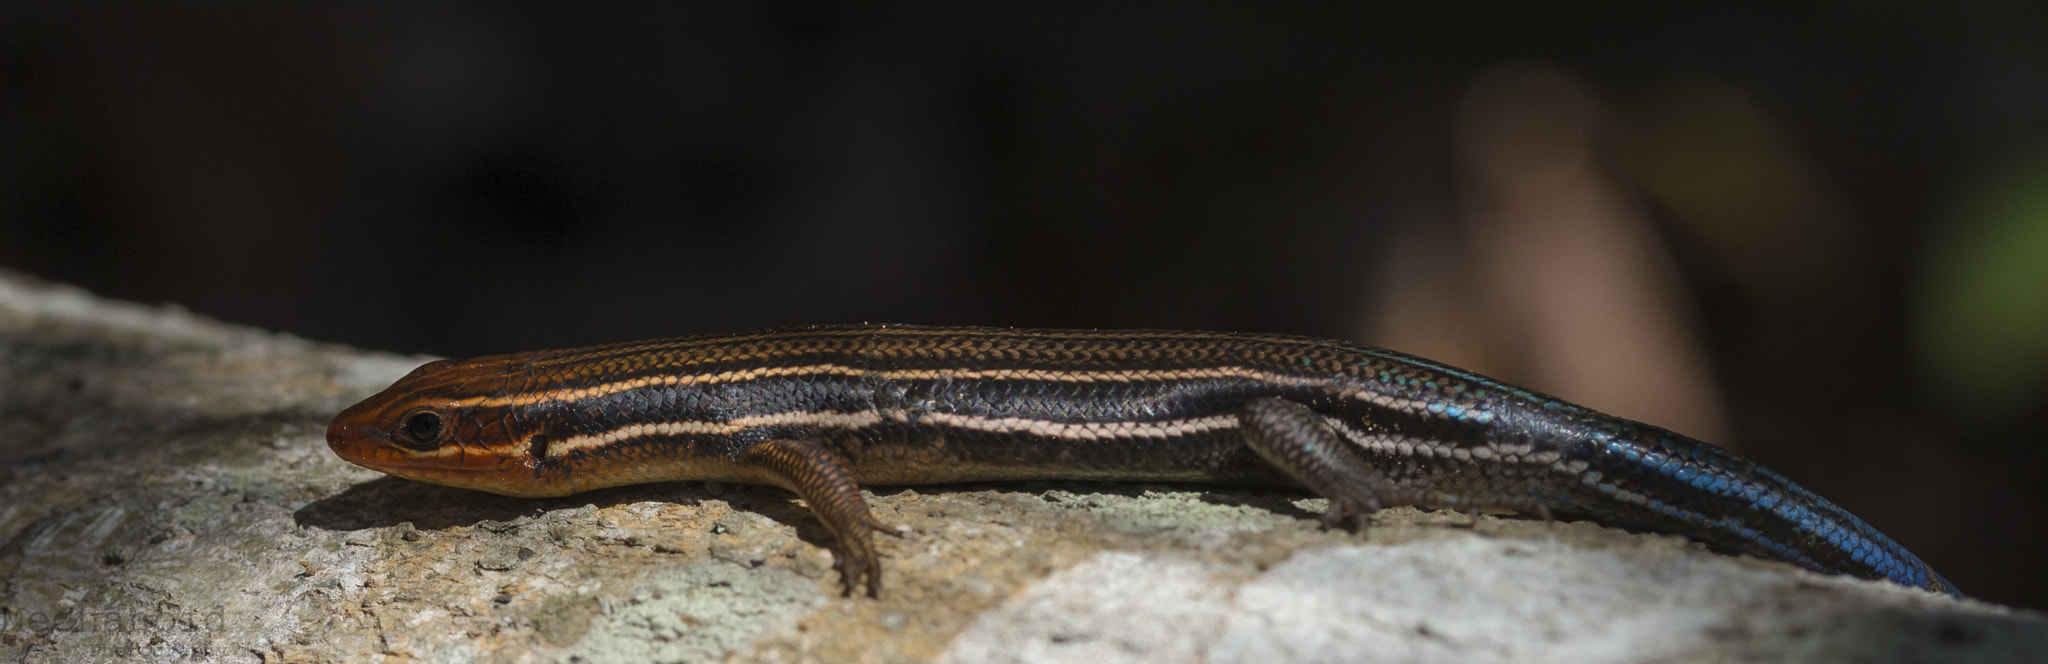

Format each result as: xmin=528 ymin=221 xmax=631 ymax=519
xmin=3 ymin=4 xmax=2044 ymax=607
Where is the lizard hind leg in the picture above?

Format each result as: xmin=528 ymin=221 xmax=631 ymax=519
xmin=738 ymin=438 xmax=898 ymax=598
xmin=1237 ymin=397 xmax=1399 ymax=531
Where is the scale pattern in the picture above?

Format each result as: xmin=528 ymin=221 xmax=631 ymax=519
xmin=326 ymin=324 xmax=1957 ymax=597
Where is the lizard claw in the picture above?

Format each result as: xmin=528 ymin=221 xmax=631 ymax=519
xmin=1319 ymin=494 xmax=1380 ymax=532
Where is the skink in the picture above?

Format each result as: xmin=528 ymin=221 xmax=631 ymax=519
xmin=325 ymin=324 xmax=1958 ymax=598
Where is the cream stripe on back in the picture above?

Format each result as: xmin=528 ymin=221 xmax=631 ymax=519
xmin=545 ymin=409 xmax=1242 ymax=458
xmin=466 ymin=364 xmax=1328 ymax=410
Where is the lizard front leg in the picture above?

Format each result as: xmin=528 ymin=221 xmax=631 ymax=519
xmin=738 ymin=438 xmax=901 ymax=597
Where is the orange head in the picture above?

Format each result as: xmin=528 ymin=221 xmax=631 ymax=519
xmin=326 ymin=356 xmax=569 ymax=497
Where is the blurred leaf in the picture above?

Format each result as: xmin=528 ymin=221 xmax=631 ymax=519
xmin=1917 ymin=151 xmax=2048 ymax=423
xmin=1626 ymin=79 xmax=1864 ymax=300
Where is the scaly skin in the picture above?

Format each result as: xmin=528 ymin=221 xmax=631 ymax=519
xmin=327 ymin=324 xmax=1959 ymax=597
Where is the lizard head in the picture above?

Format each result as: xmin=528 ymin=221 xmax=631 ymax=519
xmin=326 ymin=355 xmax=569 ymax=497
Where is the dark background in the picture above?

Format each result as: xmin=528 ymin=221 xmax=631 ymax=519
xmin=5 ymin=4 xmax=2046 ymax=608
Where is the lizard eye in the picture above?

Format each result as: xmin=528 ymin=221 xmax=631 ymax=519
xmin=396 ymin=410 xmax=446 ymax=448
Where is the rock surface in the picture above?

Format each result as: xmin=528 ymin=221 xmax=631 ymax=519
xmin=0 ymin=270 xmax=2040 ymax=663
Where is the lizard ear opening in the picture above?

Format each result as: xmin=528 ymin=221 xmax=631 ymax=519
xmin=527 ymin=434 xmax=550 ymax=465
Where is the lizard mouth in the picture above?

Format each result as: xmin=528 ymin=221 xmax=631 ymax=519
xmin=327 ymin=418 xmax=498 ymax=474
xmin=326 ymin=415 xmax=561 ymax=497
